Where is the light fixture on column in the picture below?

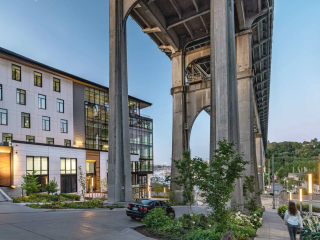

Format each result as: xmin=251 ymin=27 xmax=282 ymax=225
xmin=308 ymin=173 xmax=313 ymax=217
xmin=299 ymin=188 xmax=303 ymax=213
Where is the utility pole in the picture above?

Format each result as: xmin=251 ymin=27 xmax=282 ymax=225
xmin=272 ymin=154 xmax=275 ymax=209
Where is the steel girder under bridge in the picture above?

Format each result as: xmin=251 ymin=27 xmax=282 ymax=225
xmin=108 ymin=0 xmax=274 ymax=205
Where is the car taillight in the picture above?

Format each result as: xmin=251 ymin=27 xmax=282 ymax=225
xmin=127 ymin=204 xmax=131 ymax=209
xmin=172 ymin=208 xmax=174 ymax=211
xmin=140 ymin=206 xmax=148 ymax=211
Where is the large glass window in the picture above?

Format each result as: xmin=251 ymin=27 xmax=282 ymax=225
xmin=0 ymin=84 xmax=2 ymax=101
xmin=0 ymin=109 xmax=7 ymax=125
xmin=21 ymin=113 xmax=30 ymax=128
xmin=2 ymin=133 xmax=12 ymax=145
xmin=34 ymin=72 xmax=42 ymax=87
xmin=61 ymin=120 xmax=68 ymax=133
xmin=26 ymin=135 xmax=35 ymax=142
xmin=60 ymin=158 xmax=77 ymax=174
xmin=57 ymin=99 xmax=64 ymax=113
xmin=64 ymin=139 xmax=71 ymax=147
xmin=38 ymin=94 xmax=46 ymax=109
xmin=46 ymin=138 xmax=54 ymax=145
xmin=26 ymin=157 xmax=48 ymax=175
xmin=53 ymin=78 xmax=60 ymax=92
xmin=12 ymin=65 xmax=21 ymax=81
xmin=42 ymin=116 xmax=50 ymax=131
xmin=86 ymin=161 xmax=95 ymax=174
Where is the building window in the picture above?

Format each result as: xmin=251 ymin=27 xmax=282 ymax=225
xmin=0 ymin=109 xmax=7 ymax=125
xmin=0 ymin=84 xmax=2 ymax=101
xmin=61 ymin=120 xmax=68 ymax=133
xmin=60 ymin=158 xmax=77 ymax=174
xmin=34 ymin=72 xmax=42 ymax=87
xmin=64 ymin=139 xmax=71 ymax=147
xmin=57 ymin=99 xmax=64 ymax=113
xmin=53 ymin=78 xmax=60 ymax=92
xmin=17 ymin=89 xmax=26 ymax=105
xmin=46 ymin=138 xmax=54 ymax=145
xmin=26 ymin=156 xmax=48 ymax=192
xmin=12 ymin=65 xmax=21 ymax=81
xmin=2 ymin=133 xmax=12 ymax=145
xmin=21 ymin=113 xmax=30 ymax=128
xmin=26 ymin=135 xmax=35 ymax=143
xmin=38 ymin=94 xmax=46 ymax=109
xmin=42 ymin=116 xmax=50 ymax=131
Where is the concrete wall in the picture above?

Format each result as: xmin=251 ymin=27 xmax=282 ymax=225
xmin=0 ymin=57 xmax=74 ymax=145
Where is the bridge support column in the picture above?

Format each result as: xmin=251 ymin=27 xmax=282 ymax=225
xmin=210 ymin=0 xmax=242 ymax=207
xmin=255 ymin=134 xmax=265 ymax=192
xmin=108 ymin=0 xmax=133 ymax=203
xmin=171 ymin=53 xmax=188 ymax=203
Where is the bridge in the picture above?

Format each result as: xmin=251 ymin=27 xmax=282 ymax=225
xmin=108 ymin=0 xmax=274 ymax=205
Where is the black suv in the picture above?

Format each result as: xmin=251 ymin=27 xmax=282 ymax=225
xmin=126 ymin=199 xmax=175 ymax=220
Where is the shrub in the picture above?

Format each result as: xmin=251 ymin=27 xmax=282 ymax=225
xmin=249 ymin=213 xmax=262 ymax=229
xmin=142 ymin=208 xmax=171 ymax=229
xmin=250 ymin=207 xmax=264 ymax=218
xmin=184 ymin=229 xmax=223 ymax=240
xmin=231 ymin=212 xmax=254 ymax=228
xmin=21 ymin=171 xmax=41 ymax=196
xmin=45 ymin=178 xmax=59 ymax=195
xmin=277 ymin=205 xmax=288 ymax=219
xmin=296 ymin=203 xmax=320 ymax=213
xmin=60 ymin=193 xmax=80 ymax=201
xmin=230 ymin=225 xmax=257 ymax=240
xmin=179 ymin=214 xmax=214 ymax=230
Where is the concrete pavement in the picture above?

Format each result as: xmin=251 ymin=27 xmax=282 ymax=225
xmin=255 ymin=197 xmax=290 ymax=240
xmin=0 ymin=202 xmax=206 ymax=240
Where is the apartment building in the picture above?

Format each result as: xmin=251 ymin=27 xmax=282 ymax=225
xmin=0 ymin=47 xmax=153 ymax=198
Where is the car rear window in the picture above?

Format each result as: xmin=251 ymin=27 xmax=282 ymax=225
xmin=135 ymin=199 xmax=153 ymax=205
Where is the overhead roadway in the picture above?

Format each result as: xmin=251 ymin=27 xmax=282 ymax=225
xmin=130 ymin=0 xmax=274 ymax=148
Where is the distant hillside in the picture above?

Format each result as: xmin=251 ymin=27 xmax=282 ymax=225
xmin=266 ymin=138 xmax=320 ymax=183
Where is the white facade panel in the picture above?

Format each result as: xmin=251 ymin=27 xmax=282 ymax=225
xmin=0 ymin=58 xmax=74 ymax=146
xmin=13 ymin=143 xmax=86 ymax=194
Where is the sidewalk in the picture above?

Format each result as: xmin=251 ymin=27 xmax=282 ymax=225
xmin=255 ymin=198 xmax=290 ymax=240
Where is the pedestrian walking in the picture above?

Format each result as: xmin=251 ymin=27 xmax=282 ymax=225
xmin=284 ymin=201 xmax=303 ymax=240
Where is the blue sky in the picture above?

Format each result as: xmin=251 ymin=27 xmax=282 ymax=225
xmin=0 ymin=0 xmax=319 ymax=164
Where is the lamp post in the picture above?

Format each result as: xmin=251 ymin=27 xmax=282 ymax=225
xmin=299 ymin=188 xmax=303 ymax=213
xmin=272 ymin=155 xmax=275 ymax=209
xmin=289 ymin=192 xmax=292 ymax=201
xmin=308 ymin=173 xmax=313 ymax=217
xmin=91 ymin=177 xmax=94 ymax=199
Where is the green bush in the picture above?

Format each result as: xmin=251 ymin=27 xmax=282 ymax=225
xmin=45 ymin=178 xmax=58 ymax=195
xmin=277 ymin=205 xmax=288 ymax=219
xmin=142 ymin=208 xmax=171 ymax=229
xmin=296 ymin=203 xmax=320 ymax=213
xmin=184 ymin=229 xmax=223 ymax=240
xmin=60 ymin=193 xmax=80 ymax=201
xmin=230 ymin=225 xmax=257 ymax=240
xmin=21 ymin=171 xmax=41 ymax=196
xmin=250 ymin=207 xmax=264 ymax=217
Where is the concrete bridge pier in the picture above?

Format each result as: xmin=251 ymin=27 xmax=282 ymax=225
xmin=210 ymin=0 xmax=242 ymax=208
xmin=108 ymin=0 xmax=133 ymax=203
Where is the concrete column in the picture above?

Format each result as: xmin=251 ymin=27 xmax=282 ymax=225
xmin=210 ymin=0 xmax=241 ymax=207
xmin=108 ymin=0 xmax=132 ymax=203
xmin=171 ymin=53 xmax=187 ymax=202
xmin=255 ymin=134 xmax=264 ymax=191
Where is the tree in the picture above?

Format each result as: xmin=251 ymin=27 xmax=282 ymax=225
xmin=153 ymin=182 xmax=163 ymax=196
xmin=277 ymin=167 xmax=288 ymax=179
xmin=21 ymin=171 xmax=41 ymax=196
xmin=78 ymin=166 xmax=86 ymax=201
xmin=45 ymin=177 xmax=59 ymax=195
xmin=172 ymin=151 xmax=208 ymax=213
xmin=199 ymin=140 xmax=249 ymax=231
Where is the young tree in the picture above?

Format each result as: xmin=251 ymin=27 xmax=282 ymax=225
xmin=172 ymin=151 xmax=208 ymax=213
xmin=200 ymin=140 xmax=249 ymax=230
xmin=153 ymin=182 xmax=163 ymax=196
xmin=21 ymin=171 xmax=41 ymax=196
xmin=45 ymin=177 xmax=59 ymax=195
xmin=78 ymin=166 xmax=86 ymax=201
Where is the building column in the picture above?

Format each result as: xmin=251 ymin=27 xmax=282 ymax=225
xmin=108 ymin=0 xmax=132 ymax=203
xmin=255 ymin=134 xmax=264 ymax=191
xmin=210 ymin=0 xmax=242 ymax=207
xmin=171 ymin=53 xmax=188 ymax=203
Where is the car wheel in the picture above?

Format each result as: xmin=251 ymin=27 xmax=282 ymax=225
xmin=131 ymin=217 xmax=136 ymax=220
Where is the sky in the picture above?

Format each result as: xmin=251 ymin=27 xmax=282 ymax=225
xmin=0 ymin=0 xmax=319 ymax=164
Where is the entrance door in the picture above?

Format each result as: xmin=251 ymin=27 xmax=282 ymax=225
xmin=61 ymin=175 xmax=77 ymax=193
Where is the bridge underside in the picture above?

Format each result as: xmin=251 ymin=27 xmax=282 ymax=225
xmin=108 ymin=0 xmax=274 ymax=205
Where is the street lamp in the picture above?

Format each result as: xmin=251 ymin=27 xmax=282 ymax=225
xmin=299 ymin=188 xmax=303 ymax=213
xmin=289 ymin=192 xmax=292 ymax=201
xmin=308 ymin=173 xmax=313 ymax=217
